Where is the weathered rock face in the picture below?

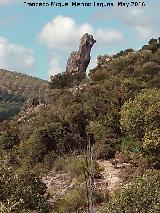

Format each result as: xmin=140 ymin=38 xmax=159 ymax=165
xmin=66 ymin=33 xmax=96 ymax=75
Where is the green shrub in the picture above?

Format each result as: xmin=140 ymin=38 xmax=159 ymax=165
xmin=49 ymin=72 xmax=85 ymax=89
xmin=99 ymin=170 xmax=160 ymax=213
xmin=121 ymin=137 xmax=142 ymax=153
xmin=0 ymin=127 xmax=20 ymax=150
xmin=19 ymin=123 xmax=86 ymax=167
xmin=143 ymin=129 xmax=160 ymax=168
xmin=93 ymin=139 xmax=116 ymax=160
xmin=120 ymin=89 xmax=160 ymax=138
xmin=53 ymin=187 xmax=87 ymax=213
xmin=53 ymin=155 xmax=102 ymax=180
xmin=49 ymin=73 xmax=68 ymax=89
xmin=89 ymin=121 xmax=106 ymax=142
xmin=53 ymin=186 xmax=107 ymax=213
xmin=0 ymin=167 xmax=51 ymax=212
xmin=88 ymin=118 xmax=120 ymax=160
xmin=143 ymin=129 xmax=160 ymax=152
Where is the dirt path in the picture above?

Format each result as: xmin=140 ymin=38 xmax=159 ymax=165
xmin=95 ymin=160 xmax=123 ymax=194
xmin=42 ymin=159 xmax=128 ymax=202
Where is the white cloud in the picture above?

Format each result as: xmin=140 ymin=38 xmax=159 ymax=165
xmin=48 ymin=57 xmax=63 ymax=77
xmin=39 ymin=15 xmax=124 ymax=77
xmin=134 ymin=26 xmax=153 ymax=40
xmin=0 ymin=37 xmax=35 ymax=73
xmin=39 ymin=16 xmax=94 ymax=50
xmin=122 ymin=7 xmax=159 ymax=39
xmin=39 ymin=16 xmax=124 ymax=50
xmin=96 ymin=28 xmax=123 ymax=45
xmin=130 ymin=8 xmax=144 ymax=16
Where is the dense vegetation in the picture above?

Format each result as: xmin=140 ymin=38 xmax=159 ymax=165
xmin=0 ymin=38 xmax=160 ymax=212
xmin=98 ymin=170 xmax=160 ymax=213
xmin=0 ymin=91 xmax=26 ymax=122
xmin=0 ymin=69 xmax=48 ymax=97
xmin=0 ymin=69 xmax=48 ymax=121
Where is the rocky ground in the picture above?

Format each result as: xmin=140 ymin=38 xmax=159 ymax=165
xmin=42 ymin=159 xmax=134 ymax=203
xmin=95 ymin=160 xmax=123 ymax=194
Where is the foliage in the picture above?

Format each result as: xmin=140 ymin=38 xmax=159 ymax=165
xmin=49 ymin=73 xmax=68 ymax=89
xmin=120 ymin=89 xmax=160 ymax=138
xmin=99 ymin=170 xmax=160 ymax=213
xmin=18 ymin=123 xmax=86 ymax=167
xmin=120 ymin=89 xmax=160 ymax=167
xmin=53 ymin=186 xmax=88 ymax=213
xmin=0 ymin=37 xmax=160 ymax=212
xmin=0 ymin=167 xmax=51 ymax=212
xmin=120 ymin=137 xmax=142 ymax=153
xmin=0 ymin=69 xmax=48 ymax=121
xmin=143 ymin=129 xmax=160 ymax=151
xmin=53 ymin=155 xmax=102 ymax=180
xmin=0 ymin=69 xmax=48 ymax=98
xmin=49 ymin=72 xmax=85 ymax=89
xmin=53 ymin=186 xmax=107 ymax=213
xmin=142 ymin=38 xmax=160 ymax=53
xmin=143 ymin=129 xmax=160 ymax=167
xmin=0 ymin=126 xmax=20 ymax=150
xmin=0 ymin=91 xmax=26 ymax=122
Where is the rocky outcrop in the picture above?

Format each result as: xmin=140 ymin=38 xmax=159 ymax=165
xmin=66 ymin=33 xmax=96 ymax=75
xmin=17 ymin=97 xmax=46 ymax=123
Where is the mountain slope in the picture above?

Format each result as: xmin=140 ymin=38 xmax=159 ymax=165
xmin=0 ymin=38 xmax=160 ymax=212
xmin=0 ymin=69 xmax=48 ymax=121
xmin=0 ymin=69 xmax=48 ymax=97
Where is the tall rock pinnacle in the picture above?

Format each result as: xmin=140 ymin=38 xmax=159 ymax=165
xmin=66 ymin=33 xmax=96 ymax=75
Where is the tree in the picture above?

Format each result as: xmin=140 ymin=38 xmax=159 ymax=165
xmin=120 ymin=89 xmax=160 ymax=167
xmin=0 ymin=167 xmax=51 ymax=212
xmin=49 ymin=73 xmax=68 ymax=89
xmin=120 ymin=89 xmax=160 ymax=138
xmin=0 ymin=127 xmax=20 ymax=150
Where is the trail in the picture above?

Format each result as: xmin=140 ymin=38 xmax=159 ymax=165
xmin=95 ymin=160 xmax=123 ymax=194
xmin=42 ymin=160 xmax=129 ymax=201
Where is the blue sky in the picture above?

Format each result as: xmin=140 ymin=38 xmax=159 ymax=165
xmin=0 ymin=0 xmax=159 ymax=80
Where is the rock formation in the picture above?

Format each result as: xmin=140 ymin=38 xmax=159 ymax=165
xmin=66 ymin=33 xmax=96 ymax=75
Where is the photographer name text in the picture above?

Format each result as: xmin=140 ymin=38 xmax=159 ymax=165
xmin=24 ymin=1 xmax=146 ymax=7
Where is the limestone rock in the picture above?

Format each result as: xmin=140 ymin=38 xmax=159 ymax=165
xmin=66 ymin=33 xmax=96 ymax=75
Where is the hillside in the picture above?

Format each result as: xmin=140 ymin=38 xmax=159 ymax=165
xmin=0 ymin=38 xmax=160 ymax=213
xmin=0 ymin=69 xmax=48 ymax=121
xmin=0 ymin=69 xmax=48 ymax=97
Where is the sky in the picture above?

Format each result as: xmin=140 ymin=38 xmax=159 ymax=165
xmin=0 ymin=0 xmax=159 ymax=80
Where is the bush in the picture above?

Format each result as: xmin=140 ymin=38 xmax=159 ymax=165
xmin=143 ymin=129 xmax=160 ymax=168
xmin=89 ymin=121 xmax=106 ymax=142
xmin=93 ymin=139 xmax=116 ymax=160
xmin=0 ymin=127 xmax=20 ymax=150
xmin=120 ymin=89 xmax=160 ymax=138
xmin=88 ymin=118 xmax=120 ymax=160
xmin=49 ymin=73 xmax=68 ymax=89
xmin=121 ymin=137 xmax=142 ymax=153
xmin=0 ymin=167 xmax=51 ymax=212
xmin=49 ymin=72 xmax=85 ymax=89
xmin=99 ymin=170 xmax=160 ymax=213
xmin=143 ymin=129 xmax=160 ymax=152
xmin=53 ymin=187 xmax=87 ymax=213
xmin=120 ymin=89 xmax=160 ymax=166
xmin=53 ymin=155 xmax=102 ymax=180
xmin=53 ymin=186 xmax=107 ymax=213
xmin=141 ymin=62 xmax=160 ymax=81
xmin=19 ymin=123 xmax=86 ymax=167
